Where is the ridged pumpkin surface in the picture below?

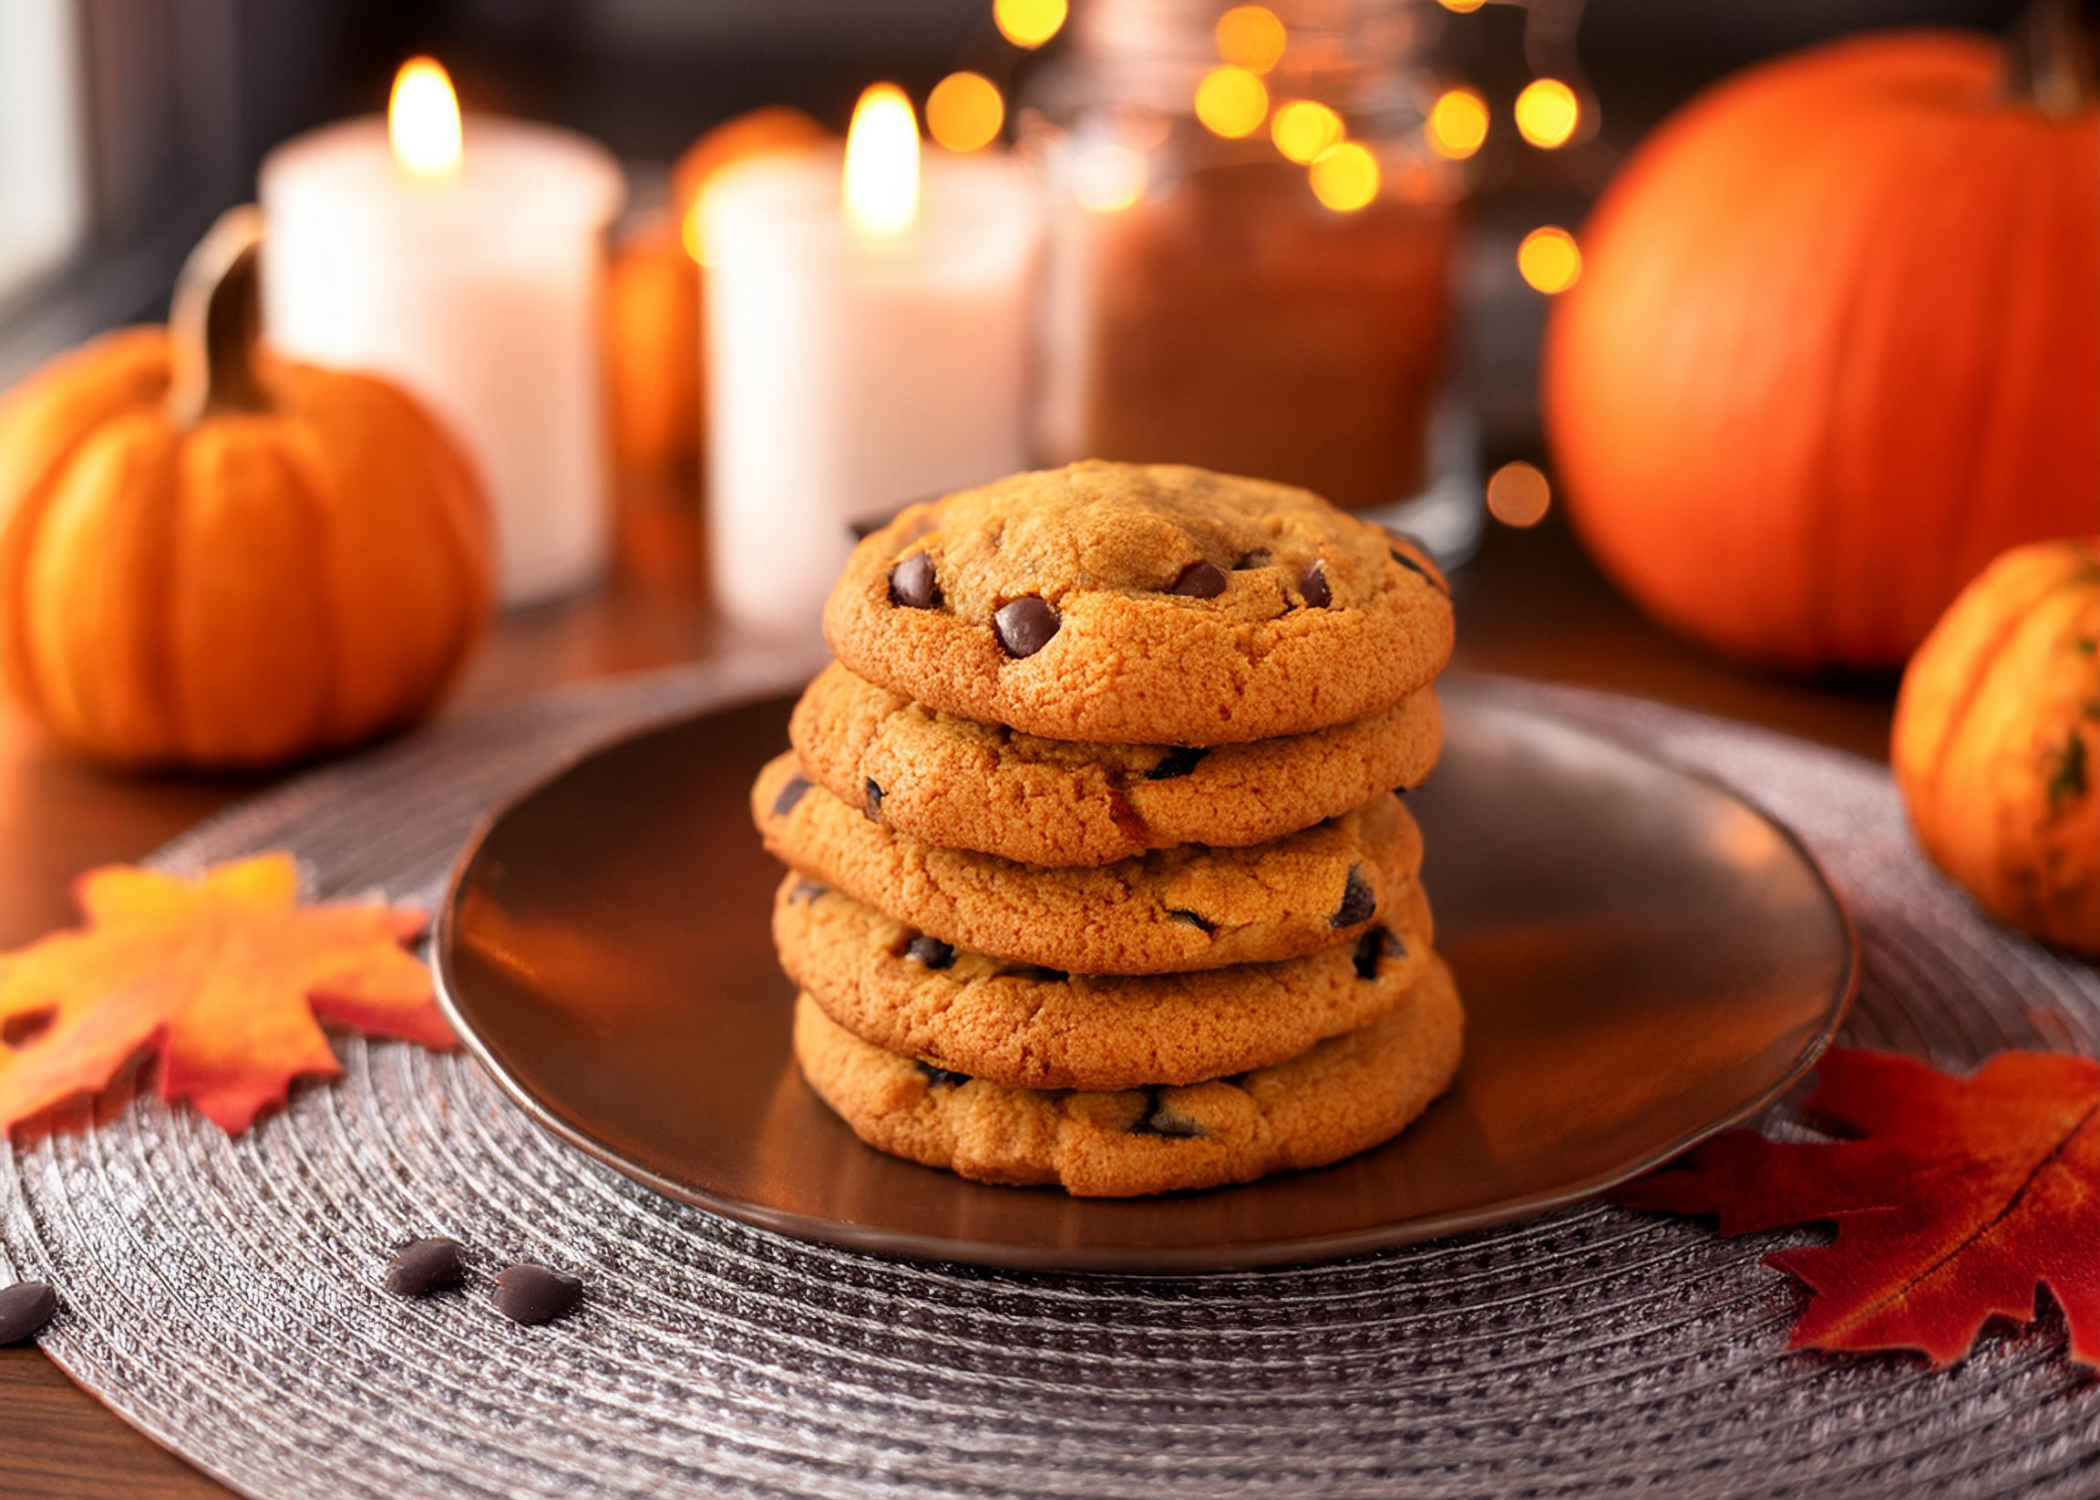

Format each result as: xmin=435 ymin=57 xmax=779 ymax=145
xmin=0 ymin=329 xmax=491 ymax=768
xmin=1893 ymin=538 xmax=2100 ymax=952
xmin=1546 ymin=32 xmax=2099 ymax=668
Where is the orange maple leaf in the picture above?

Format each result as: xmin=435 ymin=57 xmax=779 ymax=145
xmin=0 ymin=854 xmax=453 ymax=1134
xmin=1615 ymin=1047 xmax=2100 ymax=1367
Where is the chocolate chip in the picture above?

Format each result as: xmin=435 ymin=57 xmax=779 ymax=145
xmin=0 ymin=1282 xmax=57 ymax=1345
xmin=3 ymin=1008 xmax=53 ymax=1047
xmin=1388 ymin=540 xmax=1449 ymax=594
xmin=917 ymin=1060 xmax=971 ymax=1089
xmin=789 ymin=880 xmax=827 ymax=904
xmin=1166 ymin=908 xmax=1214 ymax=933
xmin=904 ymin=935 xmax=955 ymax=969
xmin=1233 ymin=549 xmax=1271 ymax=569
xmin=1353 ymin=926 xmax=1402 ymax=980
xmin=1301 ymin=560 xmax=1332 ymax=608
xmin=1008 ymin=965 xmax=1068 ymax=982
xmin=1169 ymin=561 xmax=1226 ymax=598
xmin=993 ymin=596 xmax=1060 ymax=657
xmin=863 ymin=778 xmax=885 ymax=821
xmin=493 ymin=1264 xmax=582 ymax=1326
xmin=1129 ymin=1088 xmax=1204 ymax=1139
xmin=772 ymin=774 xmax=811 ymax=818
xmin=888 ymin=552 xmax=941 ymax=609
xmin=1332 ymin=865 xmax=1375 ymax=927
xmin=384 ymin=1237 xmax=467 ymax=1297
xmin=1145 ymin=747 xmax=1210 ymax=781
xmin=1392 ymin=785 xmax=1410 ymax=797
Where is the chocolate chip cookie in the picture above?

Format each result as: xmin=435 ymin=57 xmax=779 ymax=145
xmin=792 ymin=952 xmax=1464 ymax=1196
xmin=824 ymin=462 xmax=1453 ymax=746
xmin=774 ymin=875 xmax=1435 ymax=1089
xmin=790 ymin=662 xmax=1441 ymax=867
xmin=754 ymin=752 xmax=1422 ymax=975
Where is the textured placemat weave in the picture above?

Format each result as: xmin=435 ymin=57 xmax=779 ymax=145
xmin=5 ymin=663 xmax=2098 ymax=1500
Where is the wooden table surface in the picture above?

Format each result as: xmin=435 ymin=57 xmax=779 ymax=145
xmin=0 ymin=511 xmax=1897 ymax=1500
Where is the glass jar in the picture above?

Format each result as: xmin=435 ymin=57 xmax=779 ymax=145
xmin=1019 ymin=0 xmax=1472 ymax=544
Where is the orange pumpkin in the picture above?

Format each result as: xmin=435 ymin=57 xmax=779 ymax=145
xmin=1544 ymin=28 xmax=2099 ymax=668
xmin=0 ymin=208 xmax=492 ymax=771
xmin=608 ymin=107 xmax=826 ymax=495
xmin=1893 ymin=537 xmax=2100 ymax=952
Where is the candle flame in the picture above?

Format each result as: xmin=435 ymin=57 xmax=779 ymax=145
xmin=389 ymin=57 xmax=462 ymax=179
xmin=843 ymin=84 xmax=920 ymax=236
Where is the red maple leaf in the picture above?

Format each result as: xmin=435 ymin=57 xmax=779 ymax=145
xmin=0 ymin=854 xmax=453 ymax=1134
xmin=1614 ymin=1047 xmax=2100 ymax=1367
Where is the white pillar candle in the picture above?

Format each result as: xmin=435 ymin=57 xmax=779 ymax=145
xmin=258 ymin=63 xmax=625 ymax=609
xmin=702 ymin=85 xmax=1041 ymax=640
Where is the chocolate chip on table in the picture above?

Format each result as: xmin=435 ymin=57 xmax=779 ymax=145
xmin=385 ymin=1237 xmax=467 ymax=1297
xmin=917 ymin=1060 xmax=972 ymax=1089
xmin=1145 ymin=746 xmax=1210 ymax=781
xmin=993 ymin=596 xmax=1060 ymax=657
xmin=863 ymin=778 xmax=885 ymax=821
xmin=789 ymin=880 xmax=827 ymax=904
xmin=1165 ymin=908 xmax=1215 ymax=933
xmin=1353 ymin=926 xmax=1401 ymax=980
xmin=888 ymin=552 xmax=941 ymax=609
xmin=494 ymin=1264 xmax=582 ymax=1326
xmin=772 ymin=774 xmax=812 ymax=818
xmin=1128 ymin=1088 xmax=1205 ymax=1139
xmin=1301 ymin=560 xmax=1333 ymax=608
xmin=1233 ymin=549 xmax=1271 ymax=569
xmin=0 ymin=1282 xmax=57 ymax=1345
xmin=1169 ymin=561 xmax=1227 ymax=598
xmin=904 ymin=935 xmax=956 ymax=969
xmin=1332 ymin=865 xmax=1376 ymax=927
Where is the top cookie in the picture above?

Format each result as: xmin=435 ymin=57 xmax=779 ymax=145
xmin=823 ymin=462 xmax=1453 ymax=746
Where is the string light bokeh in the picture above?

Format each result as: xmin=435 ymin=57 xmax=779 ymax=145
xmin=1517 ymin=225 xmax=1582 ymax=292
xmin=927 ymin=71 xmax=1004 ymax=152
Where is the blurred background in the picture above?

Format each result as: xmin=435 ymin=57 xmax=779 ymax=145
xmin=0 ymin=0 xmax=2032 ymax=416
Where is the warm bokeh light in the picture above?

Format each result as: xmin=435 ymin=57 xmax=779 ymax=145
xmin=994 ymin=0 xmax=1068 ymax=48
xmin=1271 ymin=100 xmax=1344 ymax=164
xmin=388 ymin=57 xmax=462 ymax=179
xmin=843 ymin=84 xmax=920 ymax=236
xmin=927 ymin=71 xmax=1005 ymax=152
xmin=1438 ymin=0 xmax=1486 ymax=11
xmin=1194 ymin=66 xmax=1270 ymax=139
xmin=1486 ymin=461 xmax=1552 ymax=526
xmin=1518 ymin=225 xmax=1582 ymax=292
xmin=1309 ymin=140 xmax=1379 ymax=212
xmin=1215 ymin=5 xmax=1287 ymax=73
xmin=1427 ymin=88 xmax=1488 ymax=160
xmin=1515 ymin=78 xmax=1580 ymax=148
xmin=1072 ymin=143 xmax=1147 ymax=212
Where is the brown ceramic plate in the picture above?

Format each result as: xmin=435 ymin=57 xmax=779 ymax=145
xmin=433 ymin=676 xmax=1856 ymax=1272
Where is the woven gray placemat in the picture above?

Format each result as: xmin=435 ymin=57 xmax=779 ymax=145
xmin=5 ymin=663 xmax=2098 ymax=1500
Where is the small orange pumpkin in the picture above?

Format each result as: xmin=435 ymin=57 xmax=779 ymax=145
xmin=0 ymin=208 xmax=492 ymax=771
xmin=608 ymin=107 xmax=827 ymax=496
xmin=1893 ymin=537 xmax=2100 ymax=952
xmin=1545 ymin=26 xmax=2099 ymax=668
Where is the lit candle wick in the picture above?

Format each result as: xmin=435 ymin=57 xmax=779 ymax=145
xmin=842 ymin=84 xmax=920 ymax=237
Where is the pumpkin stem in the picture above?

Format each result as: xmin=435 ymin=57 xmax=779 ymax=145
xmin=166 ymin=205 xmax=271 ymax=426
xmin=2005 ymin=0 xmax=2100 ymax=118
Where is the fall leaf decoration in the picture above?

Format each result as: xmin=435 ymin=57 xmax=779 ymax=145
xmin=0 ymin=854 xmax=452 ymax=1135
xmin=1616 ymin=1047 xmax=2100 ymax=1368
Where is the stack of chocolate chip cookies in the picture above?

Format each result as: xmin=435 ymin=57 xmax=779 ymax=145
xmin=750 ymin=461 xmax=1461 ymax=1197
